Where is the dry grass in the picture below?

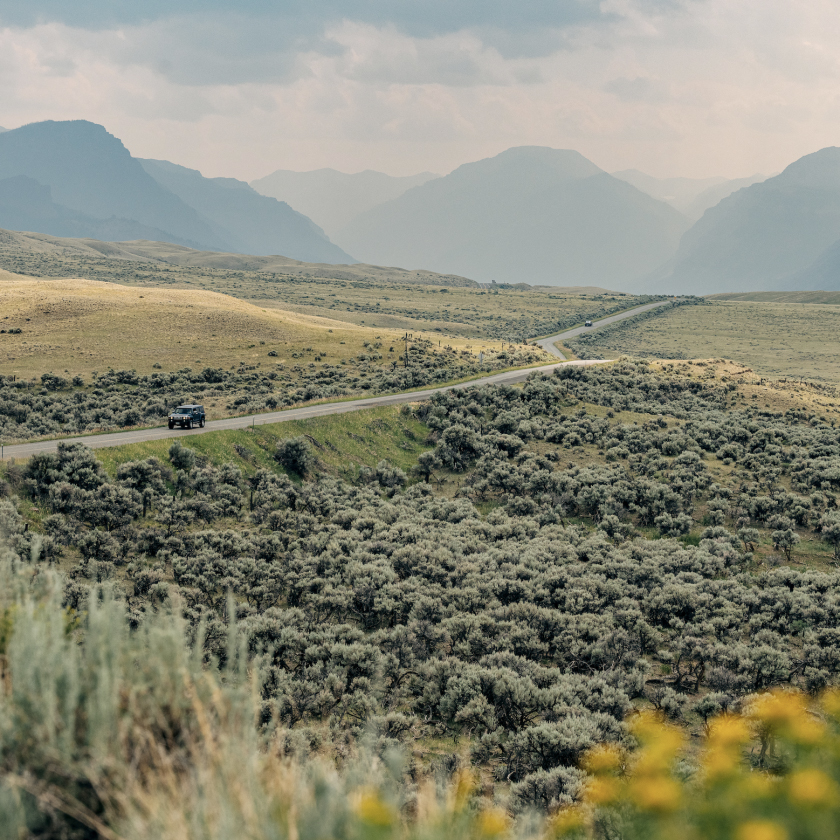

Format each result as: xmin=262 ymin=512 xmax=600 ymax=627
xmin=712 ymin=291 xmax=840 ymax=305
xmin=587 ymin=300 xmax=840 ymax=384
xmin=0 ymin=276 xmax=535 ymax=378
xmin=647 ymin=358 xmax=840 ymax=425
xmin=0 ymin=229 xmax=645 ymax=341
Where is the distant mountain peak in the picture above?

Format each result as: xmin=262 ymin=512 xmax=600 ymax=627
xmin=336 ymin=145 xmax=688 ymax=290
xmin=651 ymin=145 xmax=840 ymax=294
xmin=0 ymin=119 xmax=355 ymax=263
xmin=450 ymin=146 xmax=604 ymax=182
xmin=774 ymin=146 xmax=840 ymax=188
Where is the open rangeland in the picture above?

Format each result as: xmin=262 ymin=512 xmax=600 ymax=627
xmin=0 ymin=228 xmax=657 ymax=341
xmin=570 ymin=298 xmax=840 ymax=385
xmin=4 ymin=357 xmax=840 ymax=840
xmin=0 ymin=273 xmax=528 ymax=379
xmin=0 ymin=273 xmax=399 ymax=378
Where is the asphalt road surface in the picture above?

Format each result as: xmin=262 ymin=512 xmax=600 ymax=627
xmin=1 ymin=360 xmax=609 ymax=460
xmin=0 ymin=301 xmax=672 ymax=460
xmin=535 ymin=300 xmax=672 ymax=359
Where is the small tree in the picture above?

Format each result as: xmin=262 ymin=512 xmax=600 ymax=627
xmin=820 ymin=514 xmax=840 ymax=564
xmin=772 ymin=528 xmax=800 ymax=562
xmin=276 ymin=437 xmax=315 ymax=476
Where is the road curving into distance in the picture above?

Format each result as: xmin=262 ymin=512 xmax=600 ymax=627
xmin=1 ymin=301 xmax=671 ymax=459
xmin=534 ymin=299 xmax=672 ymax=359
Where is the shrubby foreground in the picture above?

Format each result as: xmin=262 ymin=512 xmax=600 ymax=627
xmin=2 ymin=361 xmax=840 ymax=836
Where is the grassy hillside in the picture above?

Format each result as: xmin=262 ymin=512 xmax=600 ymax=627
xmin=712 ymin=290 xmax=840 ymax=304
xmin=568 ymin=299 xmax=840 ymax=384
xmin=0 ymin=275 xmax=391 ymax=377
xmin=0 ymin=228 xmax=657 ymax=341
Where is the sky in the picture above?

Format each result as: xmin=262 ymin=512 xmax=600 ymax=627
xmin=2 ymin=1 xmax=840 ymax=182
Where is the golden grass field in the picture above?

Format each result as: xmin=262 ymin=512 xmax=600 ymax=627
xmin=585 ymin=299 xmax=840 ymax=384
xmin=712 ymin=290 xmax=840 ymax=304
xmin=0 ymin=272 xmax=525 ymax=378
xmin=0 ymin=229 xmax=644 ymax=340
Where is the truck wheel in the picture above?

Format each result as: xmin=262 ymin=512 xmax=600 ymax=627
xmin=200 ymin=419 xmax=205 ymax=428
xmin=186 ymin=420 xmax=192 ymax=429
xmin=168 ymin=422 xmax=174 ymax=429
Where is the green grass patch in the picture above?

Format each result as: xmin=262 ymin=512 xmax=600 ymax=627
xmin=95 ymin=405 xmax=433 ymax=481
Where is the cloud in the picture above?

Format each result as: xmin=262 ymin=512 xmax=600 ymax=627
xmin=0 ymin=1 xmax=607 ymax=36
xmin=1 ymin=0 xmax=840 ymax=188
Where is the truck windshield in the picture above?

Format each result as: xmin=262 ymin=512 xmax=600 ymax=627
xmin=175 ymin=407 xmax=192 ymax=413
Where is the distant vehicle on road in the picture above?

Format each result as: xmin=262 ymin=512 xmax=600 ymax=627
xmin=584 ymin=320 xmax=593 ymax=327
xmin=168 ymin=404 xmax=205 ymax=429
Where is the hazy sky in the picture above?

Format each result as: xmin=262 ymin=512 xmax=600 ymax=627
xmin=2 ymin=1 xmax=839 ymax=181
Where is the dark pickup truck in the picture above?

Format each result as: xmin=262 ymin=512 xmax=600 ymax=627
xmin=168 ymin=404 xmax=205 ymax=429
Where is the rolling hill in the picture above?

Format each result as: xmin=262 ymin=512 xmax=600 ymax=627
xmin=335 ymin=146 xmax=689 ymax=290
xmin=0 ymin=227 xmax=475 ymax=286
xmin=250 ymin=168 xmax=439 ymax=238
xmin=654 ymin=147 xmax=840 ymax=294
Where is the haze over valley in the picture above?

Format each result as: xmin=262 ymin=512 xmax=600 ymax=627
xmin=5 ymin=117 xmax=840 ymax=295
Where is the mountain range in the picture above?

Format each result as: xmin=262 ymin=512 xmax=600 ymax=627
xmin=139 ymin=159 xmax=352 ymax=263
xmin=653 ymin=147 xmax=840 ymax=294
xmin=4 ymin=119 xmax=840 ymax=294
xmin=334 ymin=146 xmax=690 ymax=290
xmin=612 ymin=170 xmax=766 ymax=221
xmin=250 ymin=168 xmax=439 ymax=238
xmin=0 ymin=120 xmax=352 ymax=263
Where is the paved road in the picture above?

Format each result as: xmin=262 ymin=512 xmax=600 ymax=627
xmin=0 ymin=360 xmax=609 ymax=459
xmin=0 ymin=300 xmax=672 ymax=460
xmin=535 ymin=300 xmax=672 ymax=359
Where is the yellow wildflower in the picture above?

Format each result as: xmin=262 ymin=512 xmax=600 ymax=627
xmin=734 ymin=819 xmax=788 ymax=840
xmin=787 ymin=714 xmax=826 ymax=746
xmin=355 ymin=788 xmax=395 ymax=828
xmin=702 ymin=747 xmax=740 ymax=781
xmin=708 ymin=714 xmax=751 ymax=749
xmin=737 ymin=773 xmax=776 ymax=800
xmin=477 ymin=807 xmax=510 ymax=837
xmin=787 ymin=768 xmax=838 ymax=807
xmin=550 ymin=807 xmax=585 ymax=836
xmin=453 ymin=769 xmax=475 ymax=811
xmin=628 ymin=776 xmax=682 ymax=813
xmin=583 ymin=744 xmax=622 ymax=774
xmin=584 ymin=776 xmax=620 ymax=806
xmin=751 ymin=691 xmax=807 ymax=727
xmin=821 ymin=688 xmax=840 ymax=720
xmin=632 ymin=720 xmax=684 ymax=775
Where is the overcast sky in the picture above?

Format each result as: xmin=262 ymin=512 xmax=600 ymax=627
xmin=2 ymin=1 xmax=839 ymax=181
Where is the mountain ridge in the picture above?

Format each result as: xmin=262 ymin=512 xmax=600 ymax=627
xmin=140 ymin=158 xmax=354 ymax=263
xmin=652 ymin=146 xmax=840 ymax=294
xmin=250 ymin=167 xmax=439 ymax=237
xmin=336 ymin=146 xmax=689 ymax=290
xmin=0 ymin=119 xmax=355 ymax=264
